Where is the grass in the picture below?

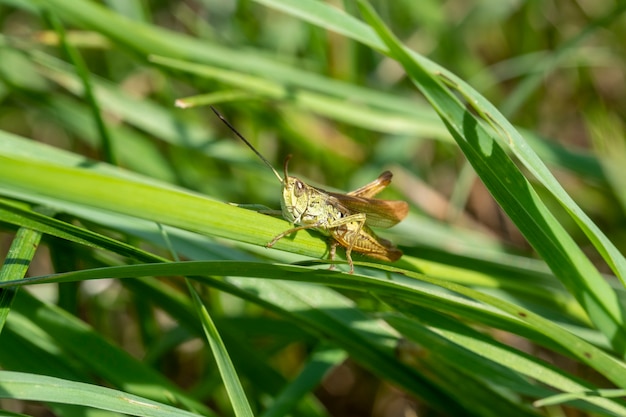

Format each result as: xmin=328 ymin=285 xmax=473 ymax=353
xmin=1 ymin=1 xmax=626 ymax=416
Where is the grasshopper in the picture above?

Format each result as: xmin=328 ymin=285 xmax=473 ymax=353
xmin=211 ymin=107 xmax=408 ymax=273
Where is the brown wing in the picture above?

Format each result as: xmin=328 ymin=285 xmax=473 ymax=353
xmin=347 ymin=171 xmax=393 ymax=198
xmin=326 ymin=192 xmax=408 ymax=228
xmin=312 ymin=170 xmax=408 ymax=228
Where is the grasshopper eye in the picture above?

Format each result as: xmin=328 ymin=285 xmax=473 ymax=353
xmin=294 ymin=180 xmax=305 ymax=197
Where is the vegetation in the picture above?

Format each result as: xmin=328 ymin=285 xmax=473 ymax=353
xmin=1 ymin=1 xmax=626 ymax=416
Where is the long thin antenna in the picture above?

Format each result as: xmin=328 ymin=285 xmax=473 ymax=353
xmin=210 ymin=106 xmax=283 ymax=183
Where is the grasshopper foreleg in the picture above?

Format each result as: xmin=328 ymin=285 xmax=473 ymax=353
xmin=266 ymin=221 xmax=326 ymax=248
xmin=267 ymin=213 xmax=367 ymax=273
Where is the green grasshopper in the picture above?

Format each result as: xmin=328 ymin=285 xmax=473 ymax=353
xmin=211 ymin=107 xmax=408 ymax=273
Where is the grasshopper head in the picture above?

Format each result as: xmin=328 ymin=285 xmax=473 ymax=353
xmin=280 ymin=155 xmax=310 ymax=224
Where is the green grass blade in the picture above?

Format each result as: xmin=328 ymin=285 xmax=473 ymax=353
xmin=187 ymin=282 xmax=255 ymax=417
xmin=0 ymin=152 xmax=328 ymax=261
xmin=386 ymin=312 xmax=626 ymax=416
xmin=260 ymin=346 xmax=346 ymax=417
xmin=150 ymin=55 xmax=443 ymax=137
xmin=535 ymin=389 xmax=626 ymax=408
xmin=4 ymin=290 xmax=214 ymax=415
xmin=0 ymin=198 xmax=167 ymax=263
xmin=45 ymin=10 xmax=117 ymax=165
xmin=0 ymin=371 xmax=203 ymax=417
xmin=0 ymin=222 xmax=42 ymax=333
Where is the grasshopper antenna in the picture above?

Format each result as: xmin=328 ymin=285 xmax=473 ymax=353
xmin=210 ymin=106 xmax=283 ymax=183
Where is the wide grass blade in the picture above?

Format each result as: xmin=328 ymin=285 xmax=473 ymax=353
xmin=0 ymin=371 xmax=204 ymax=417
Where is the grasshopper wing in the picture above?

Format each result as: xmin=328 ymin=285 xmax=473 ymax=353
xmin=347 ymin=171 xmax=393 ymax=198
xmin=328 ymin=193 xmax=408 ymax=228
xmin=326 ymin=170 xmax=408 ymax=228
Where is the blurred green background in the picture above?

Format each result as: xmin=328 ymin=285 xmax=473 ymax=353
xmin=2 ymin=1 xmax=626 ymax=416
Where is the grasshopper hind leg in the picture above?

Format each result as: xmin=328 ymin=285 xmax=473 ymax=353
xmin=328 ymin=240 xmax=338 ymax=271
xmin=328 ymin=238 xmax=355 ymax=273
xmin=330 ymin=218 xmax=366 ymax=274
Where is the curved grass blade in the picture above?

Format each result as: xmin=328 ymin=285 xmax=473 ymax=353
xmin=0 ymin=371 xmax=203 ymax=417
xmin=0 ymin=153 xmax=329 ymax=262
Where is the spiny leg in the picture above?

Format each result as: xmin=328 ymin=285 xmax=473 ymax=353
xmin=343 ymin=218 xmax=365 ymax=274
xmin=345 ymin=250 xmax=354 ymax=274
xmin=320 ymin=212 xmax=367 ymax=274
